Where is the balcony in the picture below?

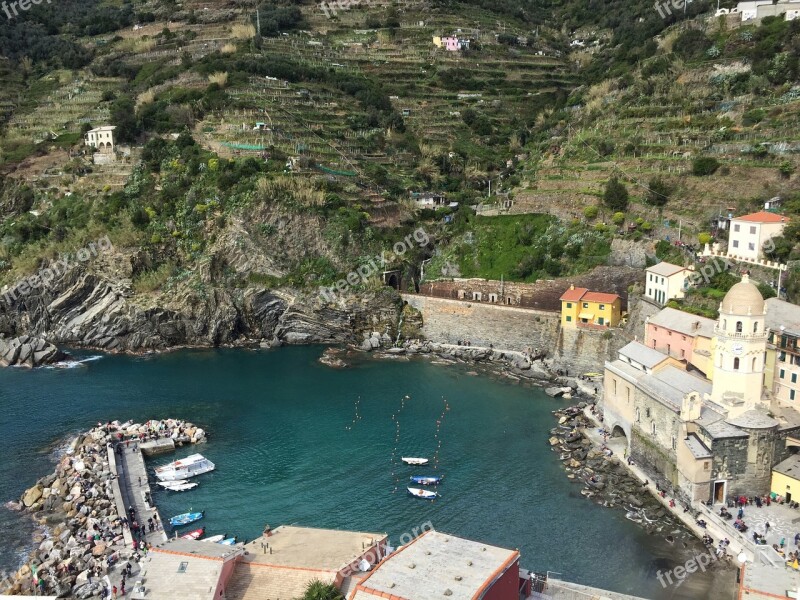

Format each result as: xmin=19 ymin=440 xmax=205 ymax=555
xmin=713 ymin=326 xmax=769 ymax=340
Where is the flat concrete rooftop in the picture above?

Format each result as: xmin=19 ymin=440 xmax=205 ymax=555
xmin=241 ymin=525 xmax=386 ymax=571
xmin=351 ymin=530 xmax=518 ymax=600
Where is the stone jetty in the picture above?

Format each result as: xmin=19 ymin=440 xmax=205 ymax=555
xmin=2 ymin=418 xmax=204 ymax=597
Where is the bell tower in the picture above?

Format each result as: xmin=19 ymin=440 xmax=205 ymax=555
xmin=711 ymin=275 xmax=768 ymax=417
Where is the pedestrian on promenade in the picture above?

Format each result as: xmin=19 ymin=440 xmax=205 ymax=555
xmin=138 ymin=476 xmax=141 ymax=486
xmin=112 ymin=585 xmax=117 ymax=599
xmin=794 ymin=532 xmax=800 ymax=546
xmin=738 ymin=507 xmax=744 ymax=519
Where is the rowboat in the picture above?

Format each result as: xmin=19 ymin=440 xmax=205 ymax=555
xmin=410 ymin=476 xmax=441 ymax=485
xmin=402 ymin=457 xmax=429 ymax=465
xmin=202 ymin=535 xmax=225 ymax=543
xmin=158 ymin=481 xmax=198 ymax=492
xmin=155 ymin=454 xmax=215 ymax=482
xmin=180 ymin=527 xmax=205 ymax=540
xmin=218 ymin=537 xmax=237 ymax=545
xmin=407 ymin=487 xmax=438 ymax=500
xmin=169 ymin=511 xmax=204 ymax=527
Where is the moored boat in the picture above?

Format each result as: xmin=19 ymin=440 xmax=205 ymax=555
xmin=402 ymin=457 xmax=429 ymax=465
xmin=158 ymin=480 xmax=198 ymax=491
xmin=180 ymin=527 xmax=205 ymax=540
xmin=155 ymin=454 xmax=215 ymax=482
xmin=202 ymin=535 xmax=225 ymax=543
xmin=169 ymin=510 xmax=204 ymax=527
xmin=218 ymin=537 xmax=237 ymax=545
xmin=410 ymin=475 xmax=441 ymax=485
xmin=407 ymin=487 xmax=438 ymax=500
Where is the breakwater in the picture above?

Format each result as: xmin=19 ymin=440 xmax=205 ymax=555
xmin=1 ymin=418 xmax=204 ymax=597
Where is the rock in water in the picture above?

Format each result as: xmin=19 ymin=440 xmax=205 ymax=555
xmin=0 ymin=335 xmax=65 ymax=368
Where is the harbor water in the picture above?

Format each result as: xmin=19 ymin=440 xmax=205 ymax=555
xmin=0 ymin=346 xmax=734 ymax=598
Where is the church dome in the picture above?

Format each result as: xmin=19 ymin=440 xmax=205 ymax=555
xmin=720 ymin=274 xmax=765 ymax=315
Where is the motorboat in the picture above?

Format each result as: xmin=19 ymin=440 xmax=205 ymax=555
xmin=202 ymin=535 xmax=225 ymax=543
xmin=402 ymin=457 xmax=429 ymax=465
xmin=410 ymin=476 xmax=441 ymax=485
xmin=169 ymin=510 xmax=204 ymax=527
xmin=407 ymin=487 xmax=438 ymax=500
xmin=180 ymin=527 xmax=205 ymax=540
xmin=158 ymin=480 xmax=198 ymax=491
xmin=155 ymin=454 xmax=215 ymax=482
xmin=218 ymin=537 xmax=237 ymax=545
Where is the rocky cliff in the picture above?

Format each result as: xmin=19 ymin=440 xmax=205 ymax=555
xmin=0 ymin=243 xmax=402 ymax=354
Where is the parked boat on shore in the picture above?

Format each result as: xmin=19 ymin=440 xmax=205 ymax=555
xmin=407 ymin=487 xmax=438 ymax=499
xmin=410 ymin=475 xmax=441 ymax=485
xmin=402 ymin=457 xmax=429 ymax=465
xmin=155 ymin=454 xmax=215 ymax=482
xmin=169 ymin=510 xmax=204 ymax=527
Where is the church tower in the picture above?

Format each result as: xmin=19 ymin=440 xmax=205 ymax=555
xmin=711 ymin=274 xmax=768 ymax=417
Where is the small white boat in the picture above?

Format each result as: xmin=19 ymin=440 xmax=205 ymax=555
xmin=407 ymin=487 xmax=438 ymax=500
xmin=155 ymin=454 xmax=215 ymax=482
xmin=218 ymin=537 xmax=236 ymax=545
xmin=202 ymin=535 xmax=225 ymax=543
xmin=157 ymin=479 xmax=190 ymax=488
xmin=161 ymin=482 xmax=198 ymax=492
xmin=402 ymin=457 xmax=429 ymax=465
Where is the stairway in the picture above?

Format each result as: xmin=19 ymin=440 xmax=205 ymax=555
xmin=225 ymin=562 xmax=336 ymax=600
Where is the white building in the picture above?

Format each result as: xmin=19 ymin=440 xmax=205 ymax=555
xmin=645 ymin=262 xmax=693 ymax=305
xmin=736 ymin=0 xmax=773 ymax=20
xmin=84 ymin=125 xmax=116 ymax=154
xmin=727 ymin=211 xmax=788 ymax=261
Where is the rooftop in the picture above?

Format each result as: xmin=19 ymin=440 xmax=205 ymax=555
xmin=727 ymin=409 xmax=779 ymax=430
xmin=733 ymin=211 xmax=789 ymax=224
xmin=144 ymin=539 xmax=243 ymax=600
xmin=648 ymin=307 xmax=716 ymax=338
xmin=86 ymin=125 xmax=116 ymax=133
xmin=350 ymin=530 xmax=518 ymax=600
xmin=241 ymin=525 xmax=386 ymax=571
xmin=559 ymin=285 xmax=619 ymax=304
xmin=560 ymin=286 xmax=588 ymax=302
xmin=765 ymin=297 xmax=800 ymax=337
xmin=773 ymin=454 xmax=800 ymax=479
xmin=647 ymin=261 xmax=688 ymax=278
xmin=618 ymin=341 xmax=669 ymax=370
xmin=683 ymin=434 xmax=712 ymax=460
xmin=583 ymin=291 xmax=620 ymax=303
xmin=640 ymin=365 xmax=712 ymax=409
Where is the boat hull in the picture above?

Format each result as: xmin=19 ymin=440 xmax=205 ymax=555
xmin=169 ymin=511 xmax=204 ymax=527
xmin=402 ymin=457 xmax=429 ymax=465
xmin=407 ymin=487 xmax=438 ymax=500
xmin=410 ymin=476 xmax=441 ymax=485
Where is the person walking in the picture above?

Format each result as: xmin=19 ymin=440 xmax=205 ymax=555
xmin=112 ymin=585 xmax=118 ymax=599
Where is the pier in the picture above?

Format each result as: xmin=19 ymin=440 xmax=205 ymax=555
xmin=115 ymin=442 xmax=168 ymax=546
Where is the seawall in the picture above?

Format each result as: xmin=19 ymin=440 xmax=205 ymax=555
xmin=401 ymin=294 xmax=631 ymax=373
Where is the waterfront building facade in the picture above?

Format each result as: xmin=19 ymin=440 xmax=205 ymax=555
xmin=603 ymin=275 xmax=800 ymax=504
xmin=560 ymin=285 xmax=622 ymax=328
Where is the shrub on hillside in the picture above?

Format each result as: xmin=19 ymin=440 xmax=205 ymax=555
xmin=646 ymin=177 xmax=671 ymax=206
xmin=692 ymin=156 xmax=720 ymax=176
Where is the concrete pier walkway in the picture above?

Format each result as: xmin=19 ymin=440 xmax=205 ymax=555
xmin=116 ymin=443 xmax=168 ymax=547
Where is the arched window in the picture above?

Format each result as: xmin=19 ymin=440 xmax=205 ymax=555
xmin=723 ymin=319 xmax=727 ymax=330
xmin=752 ymin=357 xmax=757 ymax=371
xmin=652 ymin=422 xmax=657 ymax=435
xmin=736 ymin=321 xmax=743 ymax=333
xmin=754 ymin=321 xmax=759 ymax=333
xmin=734 ymin=357 xmax=740 ymax=370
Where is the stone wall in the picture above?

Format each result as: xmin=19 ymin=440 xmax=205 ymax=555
xmin=401 ymin=294 xmax=630 ymax=373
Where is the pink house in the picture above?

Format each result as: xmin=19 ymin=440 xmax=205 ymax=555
xmin=645 ymin=307 xmax=716 ymax=375
xmin=443 ymin=36 xmax=461 ymax=51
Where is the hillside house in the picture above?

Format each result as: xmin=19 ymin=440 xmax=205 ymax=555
xmin=84 ymin=125 xmax=116 ymax=154
xmin=645 ymin=262 xmax=693 ymax=305
xmin=727 ymin=211 xmax=789 ymax=261
xmin=410 ymin=191 xmax=447 ymax=208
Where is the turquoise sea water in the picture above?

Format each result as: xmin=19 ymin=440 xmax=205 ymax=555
xmin=0 ymin=346 xmax=733 ymax=598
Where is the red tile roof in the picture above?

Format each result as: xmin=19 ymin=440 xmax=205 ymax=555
xmin=734 ymin=211 xmax=789 ymax=223
xmin=559 ymin=287 xmax=588 ymax=302
xmin=582 ymin=291 xmax=621 ymax=303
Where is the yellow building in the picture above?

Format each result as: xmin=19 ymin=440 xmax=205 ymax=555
xmin=559 ymin=285 xmax=622 ymax=328
xmin=771 ymin=454 xmax=800 ymax=503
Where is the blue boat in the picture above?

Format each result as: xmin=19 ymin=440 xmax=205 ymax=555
xmin=169 ymin=510 xmax=204 ymax=527
xmin=410 ymin=475 xmax=442 ymax=486
xmin=218 ymin=537 xmax=237 ymax=545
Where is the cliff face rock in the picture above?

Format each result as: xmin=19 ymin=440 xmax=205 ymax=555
xmin=0 ymin=251 xmax=402 ymax=354
xmin=0 ymin=335 xmax=65 ymax=367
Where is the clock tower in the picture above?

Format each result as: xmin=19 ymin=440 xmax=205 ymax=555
xmin=710 ymin=274 xmax=768 ymax=417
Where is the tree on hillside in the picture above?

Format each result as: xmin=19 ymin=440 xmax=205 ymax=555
xmin=646 ymin=177 xmax=671 ymax=206
xmin=603 ymin=177 xmax=628 ymax=212
xmin=692 ymin=156 xmax=720 ymax=176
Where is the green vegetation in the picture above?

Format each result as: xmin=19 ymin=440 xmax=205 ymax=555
xmin=301 ymin=581 xmax=343 ymax=600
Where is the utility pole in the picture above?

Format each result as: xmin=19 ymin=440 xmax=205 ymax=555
xmin=255 ymin=0 xmax=261 ymax=37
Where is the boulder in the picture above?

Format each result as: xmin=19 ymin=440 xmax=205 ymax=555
xmin=22 ymin=485 xmax=43 ymax=508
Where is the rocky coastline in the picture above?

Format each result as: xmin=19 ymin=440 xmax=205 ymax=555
xmin=2 ymin=418 xmax=203 ymax=597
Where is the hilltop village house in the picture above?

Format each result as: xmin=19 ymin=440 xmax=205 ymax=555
xmin=603 ymin=276 xmax=800 ymax=504
xmin=559 ymin=285 xmax=622 ymax=328
xmin=432 ymin=35 xmax=470 ymax=51
xmin=84 ymin=125 xmax=116 ymax=154
xmin=727 ymin=211 xmax=789 ymax=262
